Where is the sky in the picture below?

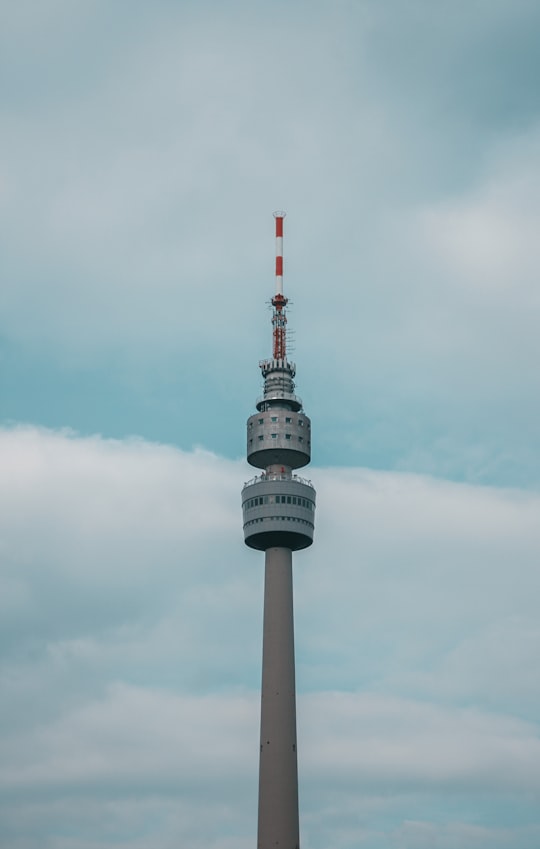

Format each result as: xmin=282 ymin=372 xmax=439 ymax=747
xmin=1 ymin=1 xmax=540 ymax=847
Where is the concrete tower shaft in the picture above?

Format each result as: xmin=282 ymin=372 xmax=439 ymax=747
xmin=257 ymin=547 xmax=299 ymax=847
xmin=242 ymin=213 xmax=315 ymax=849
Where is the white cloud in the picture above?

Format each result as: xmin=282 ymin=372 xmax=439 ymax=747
xmin=301 ymin=692 xmax=540 ymax=792
xmin=1 ymin=426 xmax=539 ymax=847
xmin=389 ymin=821 xmax=540 ymax=849
xmin=396 ymin=126 xmax=540 ymax=365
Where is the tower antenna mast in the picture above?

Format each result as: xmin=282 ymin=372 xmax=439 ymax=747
xmin=272 ymin=211 xmax=288 ymax=360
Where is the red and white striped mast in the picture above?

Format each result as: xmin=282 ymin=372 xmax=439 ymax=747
xmin=272 ymin=211 xmax=287 ymax=360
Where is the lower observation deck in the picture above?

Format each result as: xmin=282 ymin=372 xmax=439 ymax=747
xmin=241 ymin=474 xmax=316 ymax=551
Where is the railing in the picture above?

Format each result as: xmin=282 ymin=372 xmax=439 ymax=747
xmin=259 ymin=358 xmax=296 ymax=373
xmin=255 ymin=392 xmax=303 ymax=409
xmin=243 ymin=473 xmax=314 ymax=489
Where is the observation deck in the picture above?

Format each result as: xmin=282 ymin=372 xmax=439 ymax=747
xmin=241 ymin=474 xmax=316 ymax=551
xmin=247 ymin=409 xmax=311 ymax=469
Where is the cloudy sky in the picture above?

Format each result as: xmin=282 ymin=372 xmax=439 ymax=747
xmin=1 ymin=1 xmax=540 ymax=847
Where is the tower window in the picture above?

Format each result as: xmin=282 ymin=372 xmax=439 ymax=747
xmin=271 ymin=433 xmax=277 ymax=439
xmin=271 ymin=416 xmax=278 ymax=422
xmin=285 ymin=433 xmax=291 ymax=440
xmin=258 ymin=435 xmax=264 ymax=441
xmin=258 ymin=419 xmax=264 ymax=425
xmin=285 ymin=417 xmax=292 ymax=423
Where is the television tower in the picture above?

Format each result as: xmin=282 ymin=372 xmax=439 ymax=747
xmin=242 ymin=213 xmax=316 ymax=849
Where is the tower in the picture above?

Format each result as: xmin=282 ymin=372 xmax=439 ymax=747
xmin=242 ymin=213 xmax=316 ymax=849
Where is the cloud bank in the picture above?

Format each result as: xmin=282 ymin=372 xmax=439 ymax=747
xmin=1 ymin=426 xmax=539 ymax=848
